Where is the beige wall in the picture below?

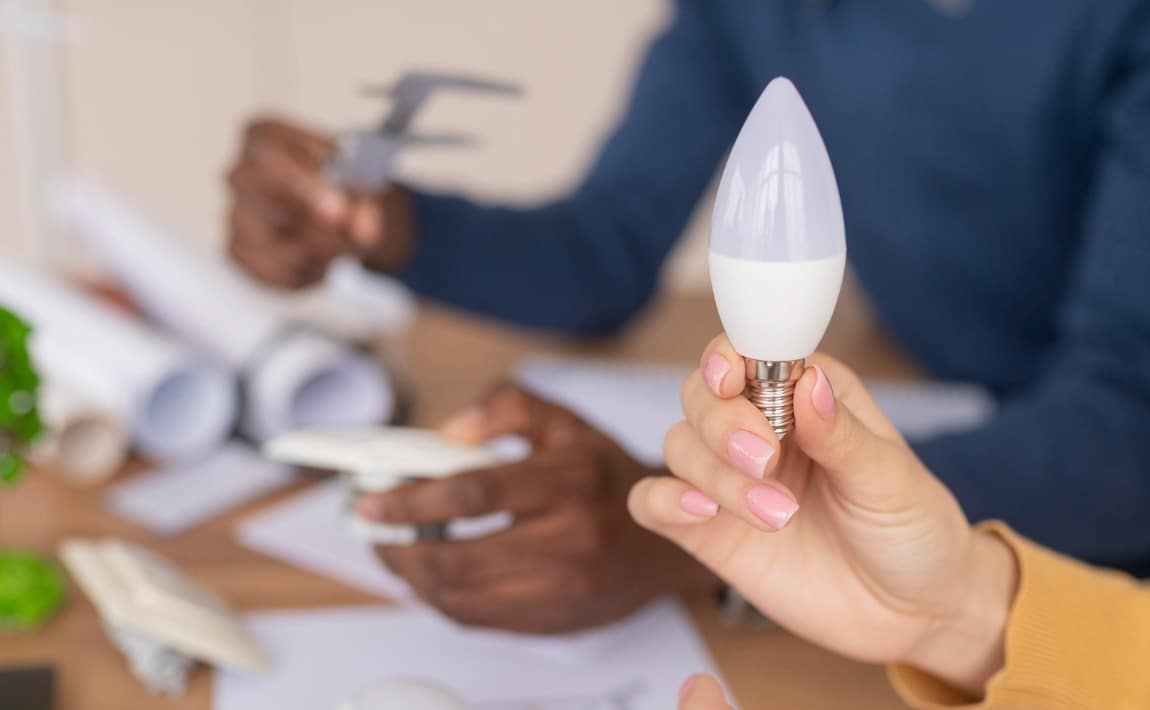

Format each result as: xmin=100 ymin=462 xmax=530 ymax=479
xmin=1 ymin=0 xmax=713 ymax=288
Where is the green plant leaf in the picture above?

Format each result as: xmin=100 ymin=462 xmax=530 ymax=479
xmin=0 ymin=550 xmax=66 ymax=628
xmin=0 ymin=453 xmax=22 ymax=483
xmin=0 ymin=306 xmax=43 ymax=486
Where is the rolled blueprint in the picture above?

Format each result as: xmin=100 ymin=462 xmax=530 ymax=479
xmin=286 ymin=258 xmax=416 ymax=343
xmin=0 ymin=262 xmax=236 ymax=460
xmin=56 ymin=180 xmax=396 ymax=441
xmin=31 ymin=378 xmax=130 ymax=484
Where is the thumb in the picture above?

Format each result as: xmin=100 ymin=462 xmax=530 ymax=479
xmin=793 ymin=364 xmax=914 ymax=507
xmin=679 ymin=674 xmax=733 ymax=710
xmin=440 ymin=382 xmax=582 ymax=448
xmin=347 ymin=193 xmax=385 ymax=249
xmin=310 ymin=183 xmax=349 ymax=227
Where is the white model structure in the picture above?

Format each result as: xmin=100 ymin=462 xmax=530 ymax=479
xmin=60 ymin=538 xmax=268 ymax=695
xmin=322 ymin=71 xmax=522 ymax=302
xmin=328 ymin=71 xmax=522 ymax=192
xmin=709 ymin=77 xmax=847 ymax=439
xmin=264 ymin=427 xmax=511 ymax=545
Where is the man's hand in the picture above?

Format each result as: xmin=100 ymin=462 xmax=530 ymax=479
xmin=226 ymin=117 xmax=415 ymax=289
xmin=355 ymin=383 xmax=720 ymax=634
xmin=678 ymin=675 xmax=734 ymax=710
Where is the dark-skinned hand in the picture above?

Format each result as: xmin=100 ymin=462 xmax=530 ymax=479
xmin=226 ymin=117 xmax=415 ymax=289
xmin=356 ymin=383 xmax=720 ymax=634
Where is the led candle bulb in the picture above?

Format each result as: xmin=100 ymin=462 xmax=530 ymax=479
xmin=709 ymin=77 xmax=846 ymax=439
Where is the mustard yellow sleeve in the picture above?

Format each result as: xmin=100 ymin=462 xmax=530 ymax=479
xmin=888 ymin=521 xmax=1150 ymax=709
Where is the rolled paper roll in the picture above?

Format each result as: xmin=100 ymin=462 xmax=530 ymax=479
xmin=243 ymin=328 xmax=394 ymax=443
xmin=56 ymin=180 xmax=396 ymax=441
xmin=319 ymin=257 xmax=416 ymax=337
xmin=0 ymin=262 xmax=237 ymax=461
xmin=32 ymin=379 xmax=129 ymax=484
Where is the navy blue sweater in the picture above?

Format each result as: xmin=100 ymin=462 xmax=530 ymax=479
xmin=396 ymin=0 xmax=1150 ymax=572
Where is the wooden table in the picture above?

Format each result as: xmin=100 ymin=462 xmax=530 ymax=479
xmin=0 ymin=289 xmax=920 ymax=710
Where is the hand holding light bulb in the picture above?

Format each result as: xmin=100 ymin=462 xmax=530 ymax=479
xmin=629 ymin=337 xmax=1017 ymax=697
xmin=632 ymin=79 xmax=1014 ymax=699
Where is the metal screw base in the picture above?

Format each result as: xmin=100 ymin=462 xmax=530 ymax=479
xmin=744 ymin=359 xmax=805 ymax=440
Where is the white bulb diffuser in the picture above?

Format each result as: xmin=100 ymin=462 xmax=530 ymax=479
xmin=709 ymin=77 xmax=846 ymax=439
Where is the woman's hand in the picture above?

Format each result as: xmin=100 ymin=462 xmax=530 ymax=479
xmin=357 ymin=383 xmax=719 ymax=634
xmin=629 ymin=335 xmax=1018 ymax=695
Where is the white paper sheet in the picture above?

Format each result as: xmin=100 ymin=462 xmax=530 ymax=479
xmin=866 ymin=379 xmax=997 ymax=440
xmin=215 ymin=601 xmax=721 ymax=710
xmin=106 ymin=442 xmax=294 ymax=535
xmin=237 ymin=481 xmax=409 ymax=599
xmin=55 ymin=180 xmax=282 ymax=367
xmin=0 ymin=262 xmax=237 ymax=460
xmin=514 ymin=360 xmax=691 ymax=466
xmin=55 ymin=180 xmax=396 ymax=441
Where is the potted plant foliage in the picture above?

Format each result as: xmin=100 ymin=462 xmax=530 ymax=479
xmin=0 ymin=306 xmax=65 ymax=628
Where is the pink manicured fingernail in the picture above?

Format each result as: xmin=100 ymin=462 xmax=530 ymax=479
xmin=727 ymin=430 xmax=774 ymax=479
xmin=679 ymin=675 xmax=698 ymax=701
xmin=811 ymin=365 xmax=835 ymax=420
xmin=356 ymin=495 xmax=386 ymax=521
xmin=746 ymin=484 xmax=799 ymax=529
xmin=314 ymin=188 xmax=347 ymax=220
xmin=680 ymin=490 xmax=719 ymax=518
xmin=703 ymin=354 xmax=730 ymax=395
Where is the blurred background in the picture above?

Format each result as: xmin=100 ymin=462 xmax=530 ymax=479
xmin=0 ymin=2 xmax=1032 ymax=706
xmin=0 ymin=0 xmax=710 ymax=288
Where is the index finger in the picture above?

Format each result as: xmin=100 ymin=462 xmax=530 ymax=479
xmin=231 ymin=143 xmax=348 ymax=231
xmin=243 ymin=117 xmax=335 ymax=167
xmin=440 ymin=382 xmax=584 ymax=448
xmin=699 ymin=334 xmax=747 ymax=399
xmin=356 ymin=448 xmax=602 ymax=525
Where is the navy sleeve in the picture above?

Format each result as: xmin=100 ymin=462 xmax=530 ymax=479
xmin=915 ymin=13 xmax=1150 ymax=572
xmin=395 ymin=0 xmax=746 ymax=335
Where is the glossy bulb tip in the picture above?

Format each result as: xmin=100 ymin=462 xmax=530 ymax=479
xmin=709 ymin=75 xmax=845 ymax=263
